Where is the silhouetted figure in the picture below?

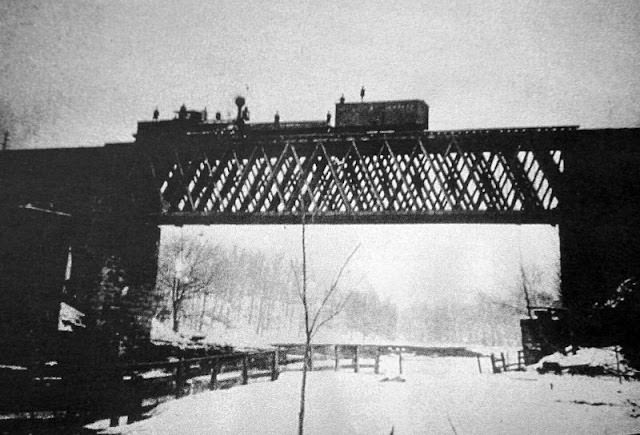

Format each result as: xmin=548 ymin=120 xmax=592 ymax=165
xmin=203 ymin=107 xmax=208 ymax=121
xmin=360 ymin=86 xmax=365 ymax=101
xmin=339 ymin=94 xmax=345 ymax=104
xmin=274 ymin=111 xmax=280 ymax=129
xmin=153 ymin=107 xmax=159 ymax=121
xmin=215 ymin=111 xmax=221 ymax=121
xmin=326 ymin=111 xmax=332 ymax=125
xmin=242 ymin=106 xmax=250 ymax=121
xmin=179 ymin=104 xmax=187 ymax=120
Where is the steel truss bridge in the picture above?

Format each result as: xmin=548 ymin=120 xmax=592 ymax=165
xmin=1 ymin=120 xmax=639 ymax=352
xmin=142 ymin=125 xmax=577 ymax=225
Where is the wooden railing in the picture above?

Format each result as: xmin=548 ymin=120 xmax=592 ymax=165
xmin=489 ymin=350 xmax=525 ymax=373
xmin=113 ymin=344 xmax=483 ymax=425
xmin=109 ymin=350 xmax=280 ymax=426
xmin=274 ymin=343 xmax=483 ymax=376
xmin=275 ymin=343 xmax=405 ymax=375
xmin=0 ymin=343 xmax=484 ymax=427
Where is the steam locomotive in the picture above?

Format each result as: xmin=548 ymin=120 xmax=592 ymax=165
xmin=139 ymin=96 xmax=429 ymax=137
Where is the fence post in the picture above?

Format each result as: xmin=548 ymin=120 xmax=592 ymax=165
xmin=210 ymin=360 xmax=220 ymax=390
xmin=126 ymin=373 xmax=143 ymax=424
xmin=334 ymin=345 xmax=339 ymax=371
xmin=242 ymin=355 xmax=249 ymax=385
xmin=490 ymin=353 xmax=497 ymax=373
xmin=517 ymin=350 xmax=523 ymax=371
xmin=175 ymin=358 xmax=185 ymax=397
xmin=108 ymin=367 xmax=123 ymax=427
xmin=374 ymin=347 xmax=380 ymax=374
xmin=476 ymin=355 xmax=482 ymax=374
xmin=271 ymin=350 xmax=279 ymax=381
xmin=615 ymin=346 xmax=622 ymax=384
xmin=354 ymin=346 xmax=359 ymax=373
xmin=500 ymin=352 xmax=507 ymax=372
xmin=398 ymin=349 xmax=403 ymax=375
xmin=278 ymin=346 xmax=286 ymax=367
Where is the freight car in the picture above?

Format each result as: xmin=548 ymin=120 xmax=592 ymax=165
xmin=335 ymin=99 xmax=429 ymax=130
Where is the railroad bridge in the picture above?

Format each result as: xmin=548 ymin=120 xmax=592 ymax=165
xmin=1 ymin=119 xmax=639 ymax=358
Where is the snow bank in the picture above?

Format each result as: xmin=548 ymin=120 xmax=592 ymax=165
xmin=203 ymin=321 xmax=275 ymax=349
xmin=534 ymin=347 xmax=638 ymax=377
xmin=151 ymin=318 xmax=275 ymax=350
xmin=150 ymin=318 xmax=195 ymax=347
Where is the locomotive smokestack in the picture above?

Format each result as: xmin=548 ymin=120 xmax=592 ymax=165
xmin=235 ymin=96 xmax=246 ymax=124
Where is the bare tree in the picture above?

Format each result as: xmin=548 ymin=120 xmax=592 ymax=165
xmin=196 ymin=251 xmax=229 ymax=332
xmin=156 ymin=235 xmax=218 ymax=332
xmin=294 ymin=206 xmax=359 ymax=435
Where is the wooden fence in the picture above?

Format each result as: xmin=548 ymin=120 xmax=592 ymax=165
xmin=109 ymin=350 xmax=280 ymax=426
xmin=275 ymin=344 xmax=405 ymax=375
xmin=489 ymin=350 xmax=525 ymax=373
xmin=113 ymin=343 xmax=480 ymax=425
xmin=0 ymin=343 xmax=485 ymax=427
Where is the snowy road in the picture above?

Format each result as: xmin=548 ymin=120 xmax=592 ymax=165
xmin=91 ymin=356 xmax=640 ymax=434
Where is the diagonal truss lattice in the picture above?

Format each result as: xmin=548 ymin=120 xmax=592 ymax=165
xmin=156 ymin=134 xmax=565 ymax=223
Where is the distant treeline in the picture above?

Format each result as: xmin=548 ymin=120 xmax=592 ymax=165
xmin=154 ymin=234 xmax=557 ymax=347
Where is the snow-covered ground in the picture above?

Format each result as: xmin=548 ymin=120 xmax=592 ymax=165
xmin=89 ymin=355 xmax=640 ymax=435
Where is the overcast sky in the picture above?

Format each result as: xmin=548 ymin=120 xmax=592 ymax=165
xmin=1 ymin=0 xmax=639 ymax=149
xmin=2 ymin=1 xmax=635 ymax=307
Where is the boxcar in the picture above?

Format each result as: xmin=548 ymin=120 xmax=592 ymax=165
xmin=335 ymin=99 xmax=429 ymax=130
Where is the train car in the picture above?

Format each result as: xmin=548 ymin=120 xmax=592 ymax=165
xmin=335 ymin=99 xmax=429 ymax=130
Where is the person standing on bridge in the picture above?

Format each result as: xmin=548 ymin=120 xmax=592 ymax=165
xmin=326 ymin=111 xmax=332 ymax=126
xmin=274 ymin=111 xmax=280 ymax=129
xmin=153 ymin=107 xmax=159 ymax=121
xmin=360 ymin=86 xmax=365 ymax=101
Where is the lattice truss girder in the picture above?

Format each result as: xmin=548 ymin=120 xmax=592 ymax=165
xmin=158 ymin=139 xmax=565 ymax=216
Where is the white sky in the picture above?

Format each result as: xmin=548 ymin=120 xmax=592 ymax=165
xmin=3 ymin=1 xmax=632 ymax=306
xmin=1 ymin=1 xmax=639 ymax=148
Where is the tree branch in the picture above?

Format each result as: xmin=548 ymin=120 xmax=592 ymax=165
xmin=311 ymin=293 xmax=352 ymax=339
xmin=310 ymin=244 xmax=360 ymax=333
